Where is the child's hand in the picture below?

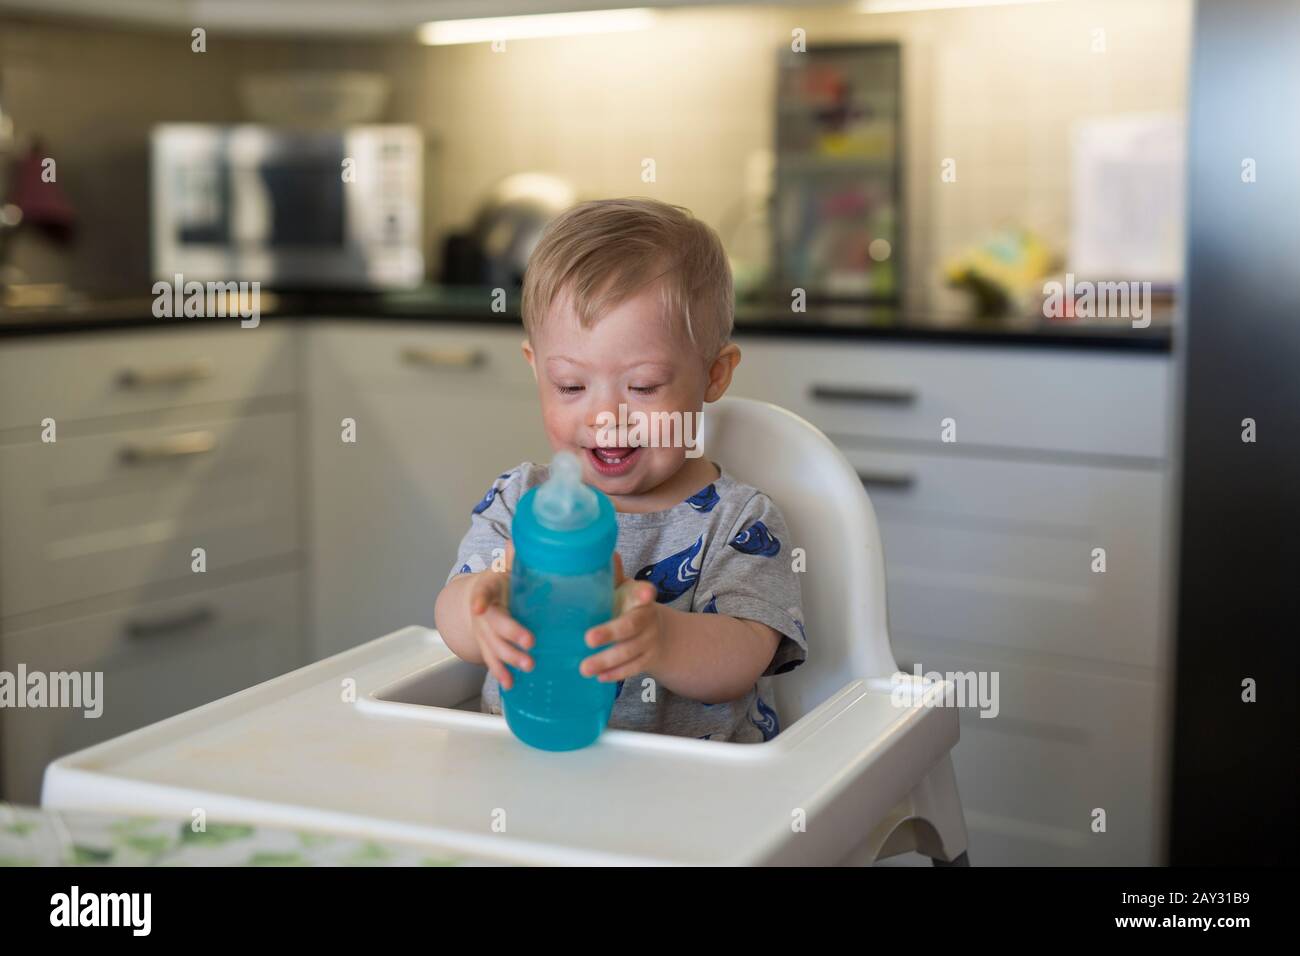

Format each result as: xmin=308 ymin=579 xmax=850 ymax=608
xmin=580 ymin=553 xmax=664 ymax=683
xmin=466 ymin=540 xmax=533 ymax=690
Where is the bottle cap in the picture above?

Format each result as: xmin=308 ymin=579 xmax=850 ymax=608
xmin=533 ymin=451 xmax=599 ymax=531
xmin=512 ymin=453 xmax=617 ymax=576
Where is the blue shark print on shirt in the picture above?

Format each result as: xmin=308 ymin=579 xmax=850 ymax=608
xmin=459 ymin=563 xmax=472 ymax=574
xmin=729 ymin=520 xmax=781 ymax=557
xmin=635 ymin=534 xmax=705 ymax=604
xmin=471 ymin=487 xmax=496 ymax=515
xmin=471 ymin=473 xmax=513 ymax=515
xmin=752 ymin=696 xmax=780 ymax=742
xmin=686 ymin=484 xmax=720 ymax=513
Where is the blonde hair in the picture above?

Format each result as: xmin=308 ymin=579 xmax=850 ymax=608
xmin=521 ymin=197 xmax=734 ymax=359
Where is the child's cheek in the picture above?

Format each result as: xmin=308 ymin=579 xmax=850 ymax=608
xmin=644 ymin=443 xmax=687 ymax=478
xmin=539 ymin=399 xmax=572 ymax=446
xmin=651 ymin=394 xmax=704 ymax=451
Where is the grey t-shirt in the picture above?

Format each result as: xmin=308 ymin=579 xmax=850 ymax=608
xmin=444 ymin=461 xmax=808 ymax=743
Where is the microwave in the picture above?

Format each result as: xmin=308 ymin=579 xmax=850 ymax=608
xmin=151 ymin=124 xmax=423 ymax=289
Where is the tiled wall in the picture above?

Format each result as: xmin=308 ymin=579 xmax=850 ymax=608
xmin=0 ymin=0 xmax=1190 ymax=308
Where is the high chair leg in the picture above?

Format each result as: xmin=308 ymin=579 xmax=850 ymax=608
xmin=839 ymin=754 xmax=971 ymax=866
xmin=932 ymin=851 xmax=971 ymax=866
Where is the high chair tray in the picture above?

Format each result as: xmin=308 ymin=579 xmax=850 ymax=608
xmin=42 ymin=626 xmax=959 ymax=865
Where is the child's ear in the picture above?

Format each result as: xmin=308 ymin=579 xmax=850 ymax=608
xmin=521 ymin=339 xmax=538 ymax=382
xmin=703 ymin=343 xmax=741 ymax=403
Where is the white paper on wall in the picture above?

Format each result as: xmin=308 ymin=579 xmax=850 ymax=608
xmin=1070 ymin=113 xmax=1186 ymax=285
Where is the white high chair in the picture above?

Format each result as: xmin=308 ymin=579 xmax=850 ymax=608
xmin=702 ymin=397 xmax=970 ymax=866
xmin=41 ymin=398 xmax=969 ymax=866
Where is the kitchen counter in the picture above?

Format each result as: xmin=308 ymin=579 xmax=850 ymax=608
xmin=0 ymin=285 xmax=1173 ymax=350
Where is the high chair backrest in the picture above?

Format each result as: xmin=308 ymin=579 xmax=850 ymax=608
xmin=700 ymin=397 xmax=899 ymax=725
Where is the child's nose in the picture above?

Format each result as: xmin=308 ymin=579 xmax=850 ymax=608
xmin=584 ymin=391 xmax=623 ymax=442
xmin=584 ymin=387 xmax=622 ymax=425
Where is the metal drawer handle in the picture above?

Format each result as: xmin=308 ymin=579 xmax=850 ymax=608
xmin=400 ymin=346 xmax=486 ymax=369
xmin=810 ymin=384 xmax=917 ymax=405
xmin=117 ymin=359 xmax=213 ymax=388
xmin=857 ymin=469 xmax=916 ymax=490
xmin=125 ymin=604 xmax=216 ymax=639
xmin=119 ymin=430 xmax=217 ymax=464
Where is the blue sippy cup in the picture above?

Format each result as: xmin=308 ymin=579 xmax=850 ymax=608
xmin=504 ymin=451 xmax=619 ymax=751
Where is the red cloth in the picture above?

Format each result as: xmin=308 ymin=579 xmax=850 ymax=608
xmin=5 ymin=141 xmax=77 ymax=243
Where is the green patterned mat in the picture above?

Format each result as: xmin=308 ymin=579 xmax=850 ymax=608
xmin=0 ymin=803 xmax=500 ymax=867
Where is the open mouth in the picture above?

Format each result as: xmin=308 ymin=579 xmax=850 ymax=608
xmin=587 ymin=445 xmax=641 ymax=477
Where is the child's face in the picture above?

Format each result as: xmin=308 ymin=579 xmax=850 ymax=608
xmin=523 ymin=283 xmax=733 ymax=500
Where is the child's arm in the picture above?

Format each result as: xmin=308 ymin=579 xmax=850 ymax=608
xmin=582 ymin=490 xmax=807 ymax=704
xmin=434 ymin=549 xmax=535 ymax=690
xmin=652 ymin=608 xmax=781 ymax=704
xmin=580 ymin=576 xmax=782 ymax=705
xmin=433 ymin=573 xmax=492 ymax=664
xmin=436 ymin=468 xmax=534 ymax=689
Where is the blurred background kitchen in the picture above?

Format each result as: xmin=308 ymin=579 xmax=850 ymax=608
xmin=0 ymin=0 xmax=1292 ymax=866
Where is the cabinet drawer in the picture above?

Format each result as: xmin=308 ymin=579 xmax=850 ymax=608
xmin=0 ymin=410 xmax=299 ymax=617
xmin=0 ymin=325 xmax=297 ymax=430
xmin=0 ymin=571 xmax=302 ymax=804
xmin=308 ymin=321 xmax=536 ymax=398
xmin=890 ymin=642 xmax=1166 ymax=865
xmin=307 ymin=329 xmax=551 ymax=659
xmin=730 ymin=337 xmax=1170 ymax=460
xmin=841 ymin=446 xmax=1167 ymax=669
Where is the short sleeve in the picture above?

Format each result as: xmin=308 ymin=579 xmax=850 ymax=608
xmin=443 ymin=467 xmax=523 ymax=586
xmin=698 ymin=492 xmax=808 ymax=678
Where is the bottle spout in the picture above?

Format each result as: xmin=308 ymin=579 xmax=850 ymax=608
xmin=533 ymin=451 xmax=600 ymax=530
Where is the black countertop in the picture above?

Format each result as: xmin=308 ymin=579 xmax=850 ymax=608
xmin=0 ymin=286 xmax=1174 ymax=352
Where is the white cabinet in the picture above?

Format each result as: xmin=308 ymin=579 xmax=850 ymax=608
xmin=731 ymin=335 xmax=1173 ymax=865
xmin=0 ymin=325 xmax=306 ymax=802
xmin=0 ymin=325 xmax=298 ymax=430
xmin=306 ymin=321 xmax=551 ymax=660
xmin=0 ymin=409 xmax=299 ymax=617
xmin=730 ymin=338 xmax=1169 ymax=460
xmin=1 ymin=572 xmax=302 ymax=805
xmin=842 ymin=445 xmax=1165 ymax=670
xmin=924 ymin=644 xmax=1165 ymax=866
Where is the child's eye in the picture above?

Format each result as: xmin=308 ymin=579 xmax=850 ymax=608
xmin=629 ymin=385 xmax=662 ymax=395
xmin=555 ymin=384 xmax=584 ymax=395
